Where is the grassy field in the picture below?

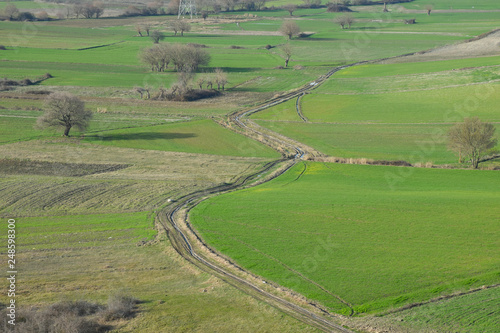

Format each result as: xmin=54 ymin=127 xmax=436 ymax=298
xmin=0 ymin=212 xmax=318 ymax=332
xmin=253 ymin=55 xmax=500 ymax=165
xmin=382 ymin=286 xmax=500 ymax=333
xmin=82 ymin=119 xmax=280 ymax=158
xmin=191 ymin=162 xmax=500 ymax=317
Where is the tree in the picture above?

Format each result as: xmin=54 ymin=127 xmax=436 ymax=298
xmin=4 ymin=4 xmax=19 ymax=20
xmin=334 ymin=14 xmax=354 ymax=29
xmin=214 ymin=68 xmax=228 ymax=90
xmin=279 ymin=20 xmax=300 ymax=40
xmin=448 ymin=117 xmax=497 ymax=169
xmin=169 ymin=44 xmax=210 ymax=72
xmin=135 ymin=25 xmax=143 ymax=37
xmin=150 ymin=30 xmax=164 ymax=43
xmin=36 ymin=92 xmax=92 ymax=137
xmin=171 ymin=20 xmax=191 ymax=36
xmin=283 ymin=4 xmax=297 ymax=16
xmin=144 ymin=24 xmax=151 ymax=36
xmin=280 ymin=43 xmax=293 ymax=67
xmin=140 ymin=44 xmax=170 ymax=71
xmin=425 ymin=5 xmax=433 ymax=15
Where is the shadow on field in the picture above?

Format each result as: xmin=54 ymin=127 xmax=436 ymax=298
xmin=207 ymin=67 xmax=260 ymax=73
xmin=86 ymin=132 xmax=197 ymax=141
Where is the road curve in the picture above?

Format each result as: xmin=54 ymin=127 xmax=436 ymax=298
xmin=158 ymin=64 xmax=359 ymax=332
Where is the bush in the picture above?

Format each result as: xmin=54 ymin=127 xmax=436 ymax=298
xmin=327 ymin=3 xmax=352 ymax=12
xmin=102 ymin=294 xmax=137 ymax=320
xmin=0 ymin=45 xmax=6 ymax=50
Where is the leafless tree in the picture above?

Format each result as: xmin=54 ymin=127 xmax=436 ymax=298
xmin=150 ymin=30 xmax=164 ymax=43
xmin=180 ymin=20 xmax=191 ymax=36
xmin=170 ymin=44 xmax=210 ymax=72
xmin=144 ymin=24 xmax=151 ymax=36
xmin=140 ymin=44 xmax=170 ymax=71
xmin=425 ymin=5 xmax=433 ymax=15
xmin=136 ymin=25 xmax=143 ymax=37
xmin=283 ymin=4 xmax=297 ymax=16
xmin=214 ymin=68 xmax=228 ymax=90
xmin=73 ymin=4 xmax=85 ymax=18
xmin=279 ymin=20 xmax=300 ymax=40
xmin=36 ymin=92 xmax=92 ymax=137
xmin=171 ymin=20 xmax=191 ymax=36
xmin=196 ymin=77 xmax=206 ymax=89
xmin=280 ymin=43 xmax=293 ymax=67
xmin=4 ymin=4 xmax=19 ymax=20
xmin=334 ymin=14 xmax=354 ymax=29
xmin=448 ymin=117 xmax=497 ymax=168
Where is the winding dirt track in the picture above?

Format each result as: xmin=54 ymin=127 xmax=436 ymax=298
xmin=157 ymin=63 xmax=362 ymax=332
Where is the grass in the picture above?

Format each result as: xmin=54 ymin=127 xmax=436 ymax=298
xmin=82 ymin=119 xmax=280 ymax=158
xmin=253 ymin=57 xmax=500 ymax=165
xmin=190 ymin=162 xmax=500 ymax=317
xmin=383 ymin=287 xmax=500 ymax=333
xmin=0 ymin=212 xmax=317 ymax=332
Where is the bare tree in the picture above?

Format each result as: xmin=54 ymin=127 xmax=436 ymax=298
xmin=196 ymin=77 xmax=206 ymax=89
xmin=4 ymin=4 xmax=19 ymax=20
xmin=144 ymin=24 xmax=151 ymax=36
xmin=140 ymin=44 xmax=171 ymax=71
xmin=136 ymin=25 xmax=143 ymax=37
xmin=214 ymin=68 xmax=228 ymax=90
xmin=150 ymin=30 xmax=164 ymax=43
xmin=280 ymin=43 xmax=293 ymax=67
xmin=279 ymin=20 xmax=300 ymax=40
xmin=448 ymin=117 xmax=497 ymax=169
xmin=334 ymin=14 xmax=354 ymax=29
xmin=283 ymin=4 xmax=297 ymax=16
xmin=170 ymin=44 xmax=210 ymax=72
xmin=425 ymin=5 xmax=433 ymax=15
xmin=177 ymin=20 xmax=191 ymax=36
xmin=36 ymin=92 xmax=92 ymax=137
xmin=73 ymin=4 xmax=85 ymax=18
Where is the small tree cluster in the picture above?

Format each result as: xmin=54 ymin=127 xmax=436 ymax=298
xmin=140 ymin=43 xmax=210 ymax=73
xmin=334 ymin=14 xmax=354 ymax=29
xmin=124 ymin=1 xmax=165 ymax=16
xmin=80 ymin=1 xmax=105 ymax=19
xmin=141 ymin=44 xmax=170 ymax=71
xmin=170 ymin=20 xmax=191 ymax=36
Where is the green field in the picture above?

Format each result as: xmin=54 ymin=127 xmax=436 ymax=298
xmin=253 ymin=56 xmax=500 ymax=165
xmin=1 ymin=212 xmax=316 ymax=332
xmin=82 ymin=119 xmax=280 ymax=158
xmin=191 ymin=162 xmax=500 ymax=315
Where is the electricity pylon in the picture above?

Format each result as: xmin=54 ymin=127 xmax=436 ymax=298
xmin=178 ymin=0 xmax=196 ymax=19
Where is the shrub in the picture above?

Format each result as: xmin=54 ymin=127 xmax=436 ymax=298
xmin=0 ymin=45 xmax=6 ymax=50
xmin=102 ymin=294 xmax=137 ymax=320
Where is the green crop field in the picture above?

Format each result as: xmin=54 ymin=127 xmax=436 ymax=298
xmin=191 ymin=162 xmax=500 ymax=316
xmin=82 ymin=119 xmax=280 ymax=158
xmin=253 ymin=55 xmax=500 ymax=165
